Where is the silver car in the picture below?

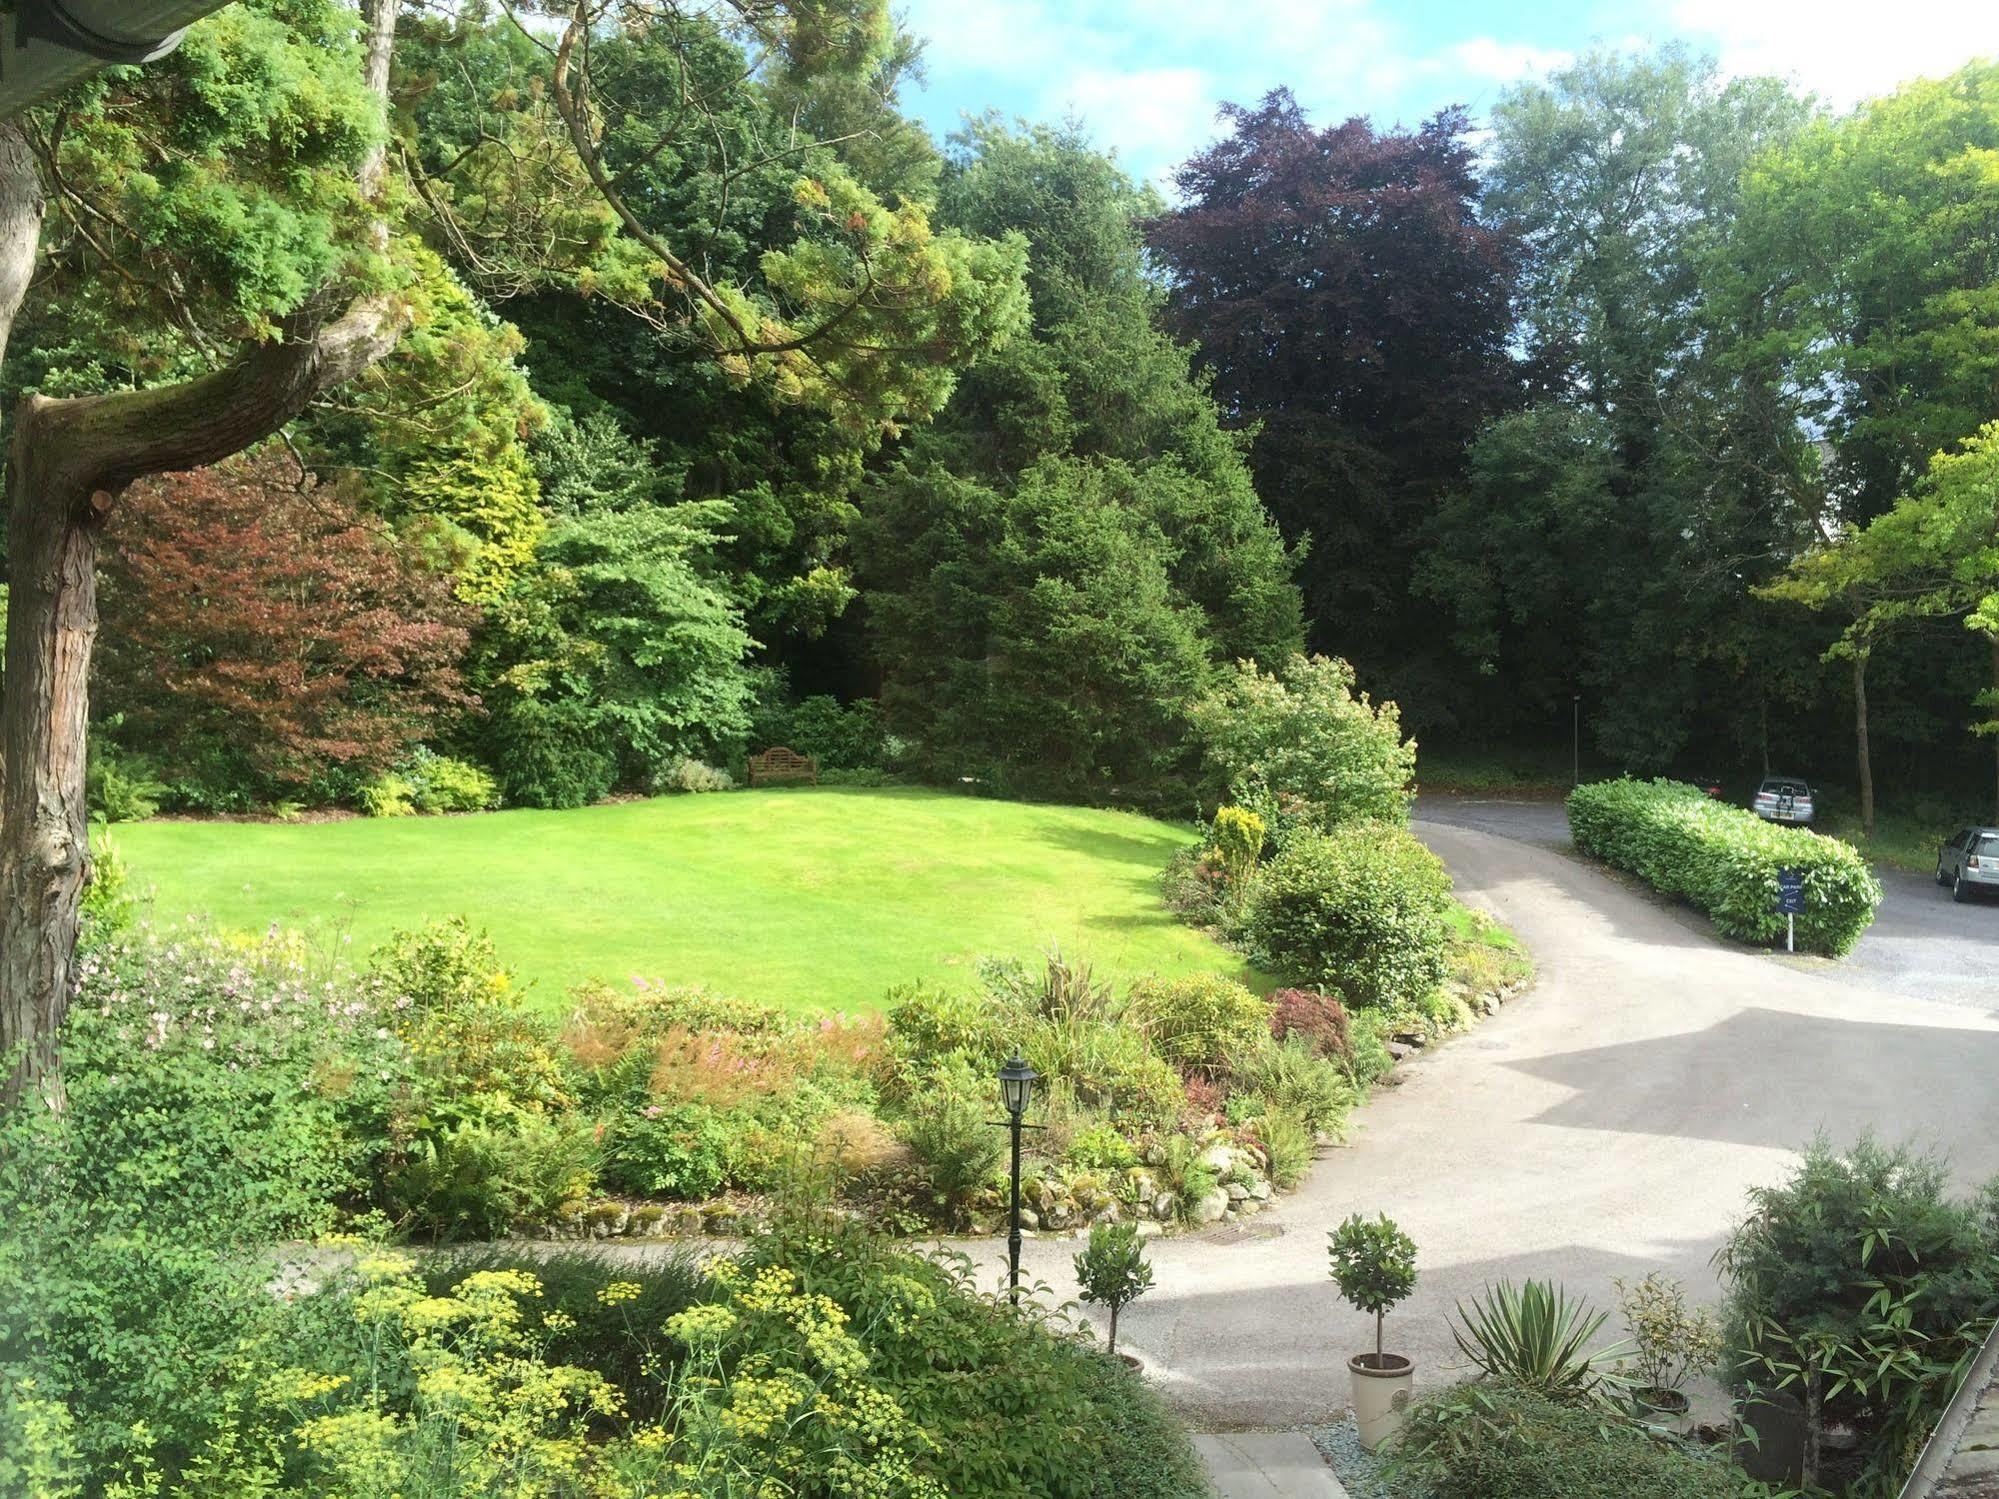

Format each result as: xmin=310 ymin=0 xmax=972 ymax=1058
xmin=1752 ymin=776 xmax=1815 ymax=826
xmin=1936 ymin=827 xmax=1999 ymax=902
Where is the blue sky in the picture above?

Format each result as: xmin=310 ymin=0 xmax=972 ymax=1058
xmin=895 ymin=0 xmax=1999 ymax=187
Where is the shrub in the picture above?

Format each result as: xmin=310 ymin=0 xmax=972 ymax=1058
xmin=1329 ymin=1212 xmax=1418 ymax=1361
xmin=1567 ymin=777 xmax=1881 ymax=956
xmin=1067 ymin=1123 xmax=1140 ymax=1172
xmin=1267 ymin=987 xmax=1351 ymax=1061
xmin=471 ymin=490 xmax=754 ymax=810
xmin=1391 ymin=1381 xmax=1764 ymax=1498
xmin=1211 ymin=804 xmax=1266 ymax=889
xmin=1237 ymin=1038 xmax=1355 ymax=1132
xmin=883 ymin=981 xmax=1010 ymax=1077
xmin=602 ymin=1102 xmax=735 ymax=1199
xmin=1127 ymin=972 xmax=1272 ymax=1075
xmin=0 ymin=929 xmax=410 ymax=1487
xmin=1188 ymin=653 xmax=1416 ymax=842
xmin=1251 ymin=1110 xmax=1315 ymax=1190
xmin=54 ymin=930 xmax=409 ymax=1237
xmin=1243 ymin=822 xmax=1452 ymax=1007
xmin=360 ymin=770 xmax=416 ymax=816
xmin=80 ymin=833 xmax=134 ymax=936
xmin=97 ymin=450 xmax=474 ymax=806
xmin=1074 ymin=1222 xmax=1155 ymax=1354
xmin=282 ymin=1252 xmax=631 ymax=1495
xmin=404 ymin=746 xmax=501 ymax=812
xmin=370 ymin=916 xmax=518 ymax=1014
xmin=752 ymin=692 xmax=897 ymax=770
xmin=85 ymin=744 xmax=163 ymax=823
xmin=1160 ymin=845 xmax=1229 ymax=927
xmin=657 ymin=755 xmax=734 ymax=793
xmin=417 ymin=1246 xmax=704 ymax=1424
xmin=705 ymin=1220 xmax=1211 ymax=1497
xmin=481 ymin=695 xmax=618 ymax=809
xmin=1451 ymin=1280 xmax=1624 ymax=1405
xmin=899 ymin=1068 xmax=1006 ymax=1222
xmin=381 ymin=1110 xmax=599 ymax=1239
xmin=1617 ymin=1273 xmax=1721 ymax=1399
xmin=1717 ymin=1136 xmax=1999 ymax=1488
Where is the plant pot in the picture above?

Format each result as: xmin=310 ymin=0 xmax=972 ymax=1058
xmin=1349 ymin=1352 xmax=1415 ymax=1451
xmin=1116 ymin=1352 xmax=1143 ymax=1373
xmin=1631 ymin=1385 xmax=1692 ymax=1433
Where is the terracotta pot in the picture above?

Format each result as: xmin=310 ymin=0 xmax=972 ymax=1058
xmin=1349 ymin=1352 xmax=1415 ymax=1451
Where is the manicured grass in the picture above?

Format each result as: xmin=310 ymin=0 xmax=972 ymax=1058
xmin=110 ymin=787 xmax=1252 ymax=1013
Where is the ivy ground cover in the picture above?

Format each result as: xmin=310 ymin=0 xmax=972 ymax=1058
xmin=114 ymin=787 xmax=1250 ymax=1012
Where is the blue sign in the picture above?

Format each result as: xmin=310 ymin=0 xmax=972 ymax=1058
xmin=1776 ymin=868 xmax=1806 ymax=915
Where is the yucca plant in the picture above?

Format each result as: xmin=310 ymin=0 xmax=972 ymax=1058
xmin=1451 ymin=1279 xmax=1629 ymax=1404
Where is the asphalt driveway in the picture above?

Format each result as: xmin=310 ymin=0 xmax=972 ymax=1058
xmin=959 ymin=803 xmax=1999 ymax=1429
xmin=1420 ymin=793 xmax=1999 ymax=1012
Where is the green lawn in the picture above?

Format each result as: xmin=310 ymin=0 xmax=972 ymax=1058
xmin=111 ymin=787 xmax=1251 ymax=1013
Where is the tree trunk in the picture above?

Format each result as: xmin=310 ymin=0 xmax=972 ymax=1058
xmin=0 ymin=1 xmax=405 ymax=1107
xmin=0 ymin=121 xmax=42 ymax=368
xmin=1853 ymin=650 xmax=1874 ymax=839
xmin=0 ymin=425 xmax=100 ymax=1107
xmin=1990 ymin=636 xmax=1999 ymax=826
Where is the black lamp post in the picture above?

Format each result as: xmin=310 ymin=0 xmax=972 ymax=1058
xmin=1572 ymin=694 xmax=1582 ymax=787
xmin=998 ymin=1054 xmax=1037 ymax=1305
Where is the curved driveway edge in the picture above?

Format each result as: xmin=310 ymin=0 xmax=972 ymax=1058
xmin=962 ymin=816 xmax=1999 ymax=1429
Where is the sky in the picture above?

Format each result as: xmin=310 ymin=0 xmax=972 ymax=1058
xmin=895 ymin=0 xmax=1999 ymax=188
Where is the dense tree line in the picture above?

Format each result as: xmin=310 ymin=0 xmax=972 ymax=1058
xmin=3 ymin=1 xmax=1997 ymax=1091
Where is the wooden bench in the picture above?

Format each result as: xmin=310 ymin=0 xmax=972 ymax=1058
xmin=748 ymin=746 xmax=818 ymax=787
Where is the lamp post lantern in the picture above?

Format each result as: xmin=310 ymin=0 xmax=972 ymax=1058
xmin=998 ymin=1054 xmax=1037 ymax=1305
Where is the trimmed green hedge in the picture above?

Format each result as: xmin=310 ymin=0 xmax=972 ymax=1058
xmin=1566 ymin=778 xmax=1881 ymax=957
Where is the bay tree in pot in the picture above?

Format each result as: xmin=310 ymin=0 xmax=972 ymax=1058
xmin=1329 ymin=1211 xmax=1418 ymax=1449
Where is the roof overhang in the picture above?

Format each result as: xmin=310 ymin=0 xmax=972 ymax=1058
xmin=0 ymin=2 xmax=236 ymax=119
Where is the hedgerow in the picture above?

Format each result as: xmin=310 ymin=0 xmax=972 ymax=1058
xmin=1566 ymin=778 xmax=1881 ymax=956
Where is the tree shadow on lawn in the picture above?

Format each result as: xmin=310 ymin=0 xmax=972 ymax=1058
xmin=1507 ymin=1007 xmax=1999 ymax=1166
xmin=1026 ymin=818 xmax=1198 ymax=872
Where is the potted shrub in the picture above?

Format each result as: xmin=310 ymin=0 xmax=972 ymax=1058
xmin=1074 ymin=1221 xmax=1155 ymax=1367
xmin=1328 ymin=1211 xmax=1418 ymax=1450
xmin=1615 ymin=1272 xmax=1719 ymax=1432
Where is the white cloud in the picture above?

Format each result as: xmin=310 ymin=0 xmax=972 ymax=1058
xmin=1667 ymin=0 xmax=1999 ymax=103
xmin=1047 ymin=66 xmax=1218 ymax=184
xmin=900 ymin=0 xmax=1999 ymax=190
xmin=1448 ymin=37 xmax=1575 ymax=84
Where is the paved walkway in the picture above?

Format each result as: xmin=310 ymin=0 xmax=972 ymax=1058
xmin=1193 ymin=1433 xmax=1347 ymax=1498
xmin=959 ymin=817 xmax=1999 ymax=1428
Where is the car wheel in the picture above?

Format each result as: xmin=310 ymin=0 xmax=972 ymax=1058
xmin=1939 ymin=859 xmax=1953 ymax=887
xmin=1954 ymin=872 xmax=1972 ymax=904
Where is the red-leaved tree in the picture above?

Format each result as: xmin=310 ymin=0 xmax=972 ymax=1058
xmin=1149 ymin=92 xmax=1519 ymax=680
xmin=96 ymin=450 xmax=474 ymax=801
